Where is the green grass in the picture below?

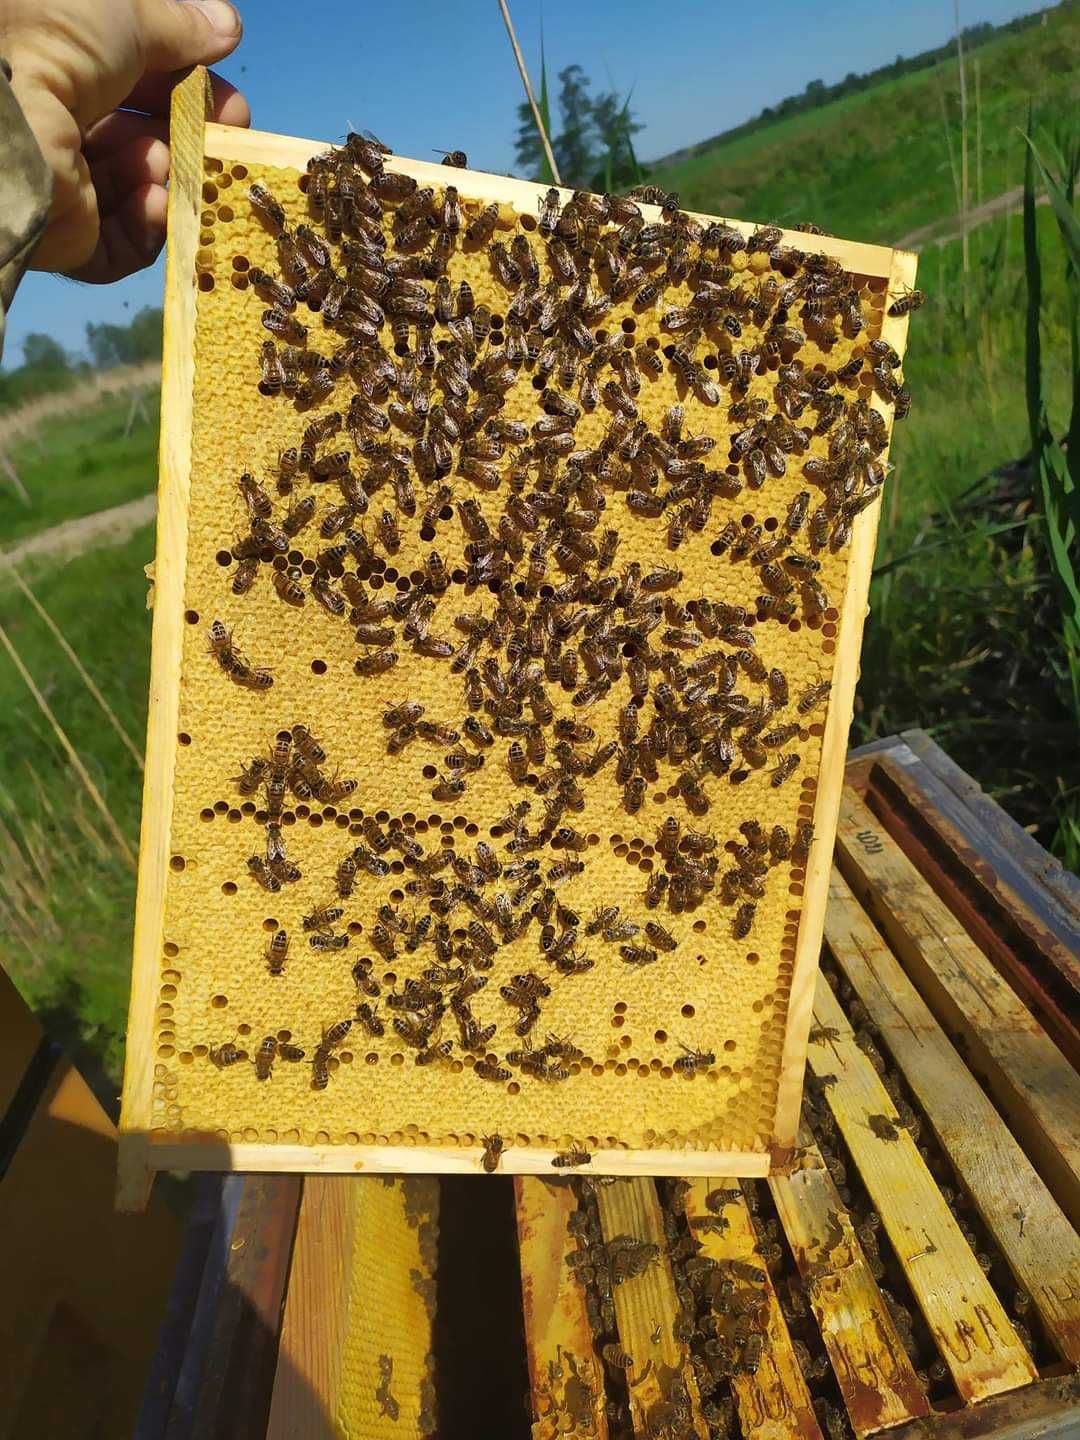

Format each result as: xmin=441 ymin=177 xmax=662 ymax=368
xmin=649 ymin=6 xmax=1080 ymax=244
xmin=0 ymin=393 xmax=158 ymax=545
xmin=857 ymin=205 xmax=1078 ymax=847
xmin=0 ymin=526 xmax=152 ymax=1085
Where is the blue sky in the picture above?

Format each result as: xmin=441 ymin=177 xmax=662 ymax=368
xmin=5 ymin=0 xmax=1043 ymax=364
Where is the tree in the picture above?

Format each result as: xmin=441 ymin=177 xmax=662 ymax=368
xmin=589 ymin=90 xmax=645 ymax=191
xmin=127 ymin=306 xmax=163 ymax=362
xmin=513 ymin=99 xmax=548 ymax=181
xmin=85 ymin=306 xmax=162 ymax=369
xmin=21 ymin=332 xmax=69 ymax=371
xmin=553 ymin=65 xmax=597 ymax=190
xmin=511 ymin=63 xmax=644 ymax=193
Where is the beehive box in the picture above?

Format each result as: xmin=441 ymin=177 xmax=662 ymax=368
xmin=118 ymin=68 xmax=918 ymax=1206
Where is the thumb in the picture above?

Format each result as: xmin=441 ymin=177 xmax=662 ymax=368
xmin=138 ymin=0 xmax=243 ymax=72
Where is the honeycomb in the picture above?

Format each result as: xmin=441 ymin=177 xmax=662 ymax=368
xmin=338 ymin=1177 xmax=439 ymax=1439
xmin=139 ymin=133 xmax=913 ymax=1172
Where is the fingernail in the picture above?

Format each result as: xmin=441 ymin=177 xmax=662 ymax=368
xmin=185 ymin=0 xmax=241 ymax=36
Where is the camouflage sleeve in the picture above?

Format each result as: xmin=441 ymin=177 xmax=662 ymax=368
xmin=0 ymin=60 xmax=53 ymax=362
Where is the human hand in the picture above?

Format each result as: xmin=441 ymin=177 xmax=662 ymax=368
xmin=0 ymin=0 xmax=249 ymax=282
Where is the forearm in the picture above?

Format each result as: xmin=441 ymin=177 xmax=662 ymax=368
xmin=0 ymin=58 xmax=52 ymax=362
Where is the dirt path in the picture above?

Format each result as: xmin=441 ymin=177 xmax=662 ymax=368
xmin=897 ymin=185 xmax=1046 ymax=251
xmin=1 ymin=492 xmax=156 ymax=572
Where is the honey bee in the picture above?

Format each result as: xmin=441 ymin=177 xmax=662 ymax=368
xmin=259 ymin=340 xmax=286 ymax=396
xmin=354 ymin=649 xmax=399 ymax=677
xmin=712 ymin=520 xmax=740 ymax=555
xmin=207 ymin=618 xmax=246 ymax=675
xmin=254 ymin=1035 xmax=305 ymax=1080
xmin=334 ymin=854 xmax=358 ymax=899
xmin=231 ymin=557 xmax=259 ymax=595
xmin=272 ymin=568 xmax=306 ymax=607
xmin=474 ymin=1059 xmax=511 ymax=1083
xmin=620 ymin=944 xmax=658 ymax=966
xmin=382 ymin=700 xmax=422 ymax=730
xmin=645 ymin=921 xmax=677 ymax=952
xmin=481 ymin=1133 xmax=504 ymax=1173
xmin=355 ymin=1002 xmax=384 ymax=1037
xmin=210 ymin=1040 xmax=247 ymax=1068
xmin=551 ymin=1146 xmax=592 ymax=1168
xmin=248 ymin=182 xmax=286 ymax=232
xmin=797 ymin=680 xmax=831 ymax=714
xmin=673 ymin=1045 xmax=715 ymax=1075
xmin=414 ymin=1042 xmax=452 ymax=1065
xmin=248 ymin=856 xmax=281 ymax=891
xmin=310 ymin=573 xmax=344 ymax=616
xmin=374 ymin=1353 xmax=399 ymax=1422
xmin=733 ymin=903 xmax=756 ymax=939
xmin=770 ymin=754 xmax=801 ymax=788
xmin=266 ymin=929 xmax=289 ymax=975
xmin=370 ymin=168 xmax=418 ymax=202
xmin=622 ymin=777 xmax=645 ymax=815
xmin=310 ymin=932 xmax=350 ymax=950
xmin=887 ymin=286 xmax=926 ymax=317
xmin=310 ymin=1052 xmax=333 ymax=1091
xmin=303 ymin=903 xmax=344 ymax=934
xmin=792 ymin=820 xmax=814 ymax=866
xmin=538 ymin=186 xmax=561 ymax=236
xmin=465 ymin=203 xmax=500 ymax=248
xmin=261 ymin=306 xmax=307 ymax=345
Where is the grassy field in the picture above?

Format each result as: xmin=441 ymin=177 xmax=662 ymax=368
xmin=0 ymin=521 xmax=152 ymax=1091
xmin=0 ymin=390 xmax=158 ymax=545
xmin=649 ymin=5 xmax=1080 ymax=245
xmin=860 ymin=206 xmax=1076 ymax=838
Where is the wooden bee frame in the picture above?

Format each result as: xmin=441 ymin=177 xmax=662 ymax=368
xmin=118 ymin=69 xmax=917 ymax=1209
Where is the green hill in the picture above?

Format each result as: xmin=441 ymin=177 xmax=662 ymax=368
xmin=648 ymin=4 xmax=1080 ymax=245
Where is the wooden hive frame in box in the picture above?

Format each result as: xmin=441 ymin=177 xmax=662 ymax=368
xmin=118 ymin=69 xmax=918 ymax=1208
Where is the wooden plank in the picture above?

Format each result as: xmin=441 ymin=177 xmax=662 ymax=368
xmin=117 ymin=65 xmax=214 ymax=1213
xmin=266 ymin=1178 xmax=355 ymax=1440
xmin=808 ymin=973 xmax=1038 ymax=1403
xmin=0 ymin=1062 xmax=180 ymax=1440
xmin=900 ymin=727 xmax=1080 ymax=931
xmin=188 ymin=1175 xmax=301 ymax=1440
xmin=138 ymin=1134 xmax=770 ymax=1180
xmin=864 ymin=751 xmax=1080 ymax=1061
xmin=846 ymin=736 xmax=912 ymax=766
xmin=884 ymin=1371 xmax=1080 ymax=1440
xmin=515 ymin=1178 xmax=609 ymax=1440
xmin=772 ymin=243 xmax=919 ymax=1157
xmin=825 ymin=863 xmax=1080 ymax=1365
xmin=768 ymin=1131 xmax=929 ymax=1434
xmin=594 ymin=1179 xmax=707 ymax=1438
xmin=835 ymin=785 xmax=1080 ymax=1230
xmin=683 ymin=1180 xmax=824 ymax=1440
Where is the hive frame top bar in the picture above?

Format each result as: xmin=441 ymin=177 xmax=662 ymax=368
xmin=204 ymin=123 xmax=903 ymax=281
xmin=118 ymin=69 xmax=916 ymax=1209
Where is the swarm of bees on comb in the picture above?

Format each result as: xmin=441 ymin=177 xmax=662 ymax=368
xmin=167 ymin=121 xmax=918 ymax=1164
